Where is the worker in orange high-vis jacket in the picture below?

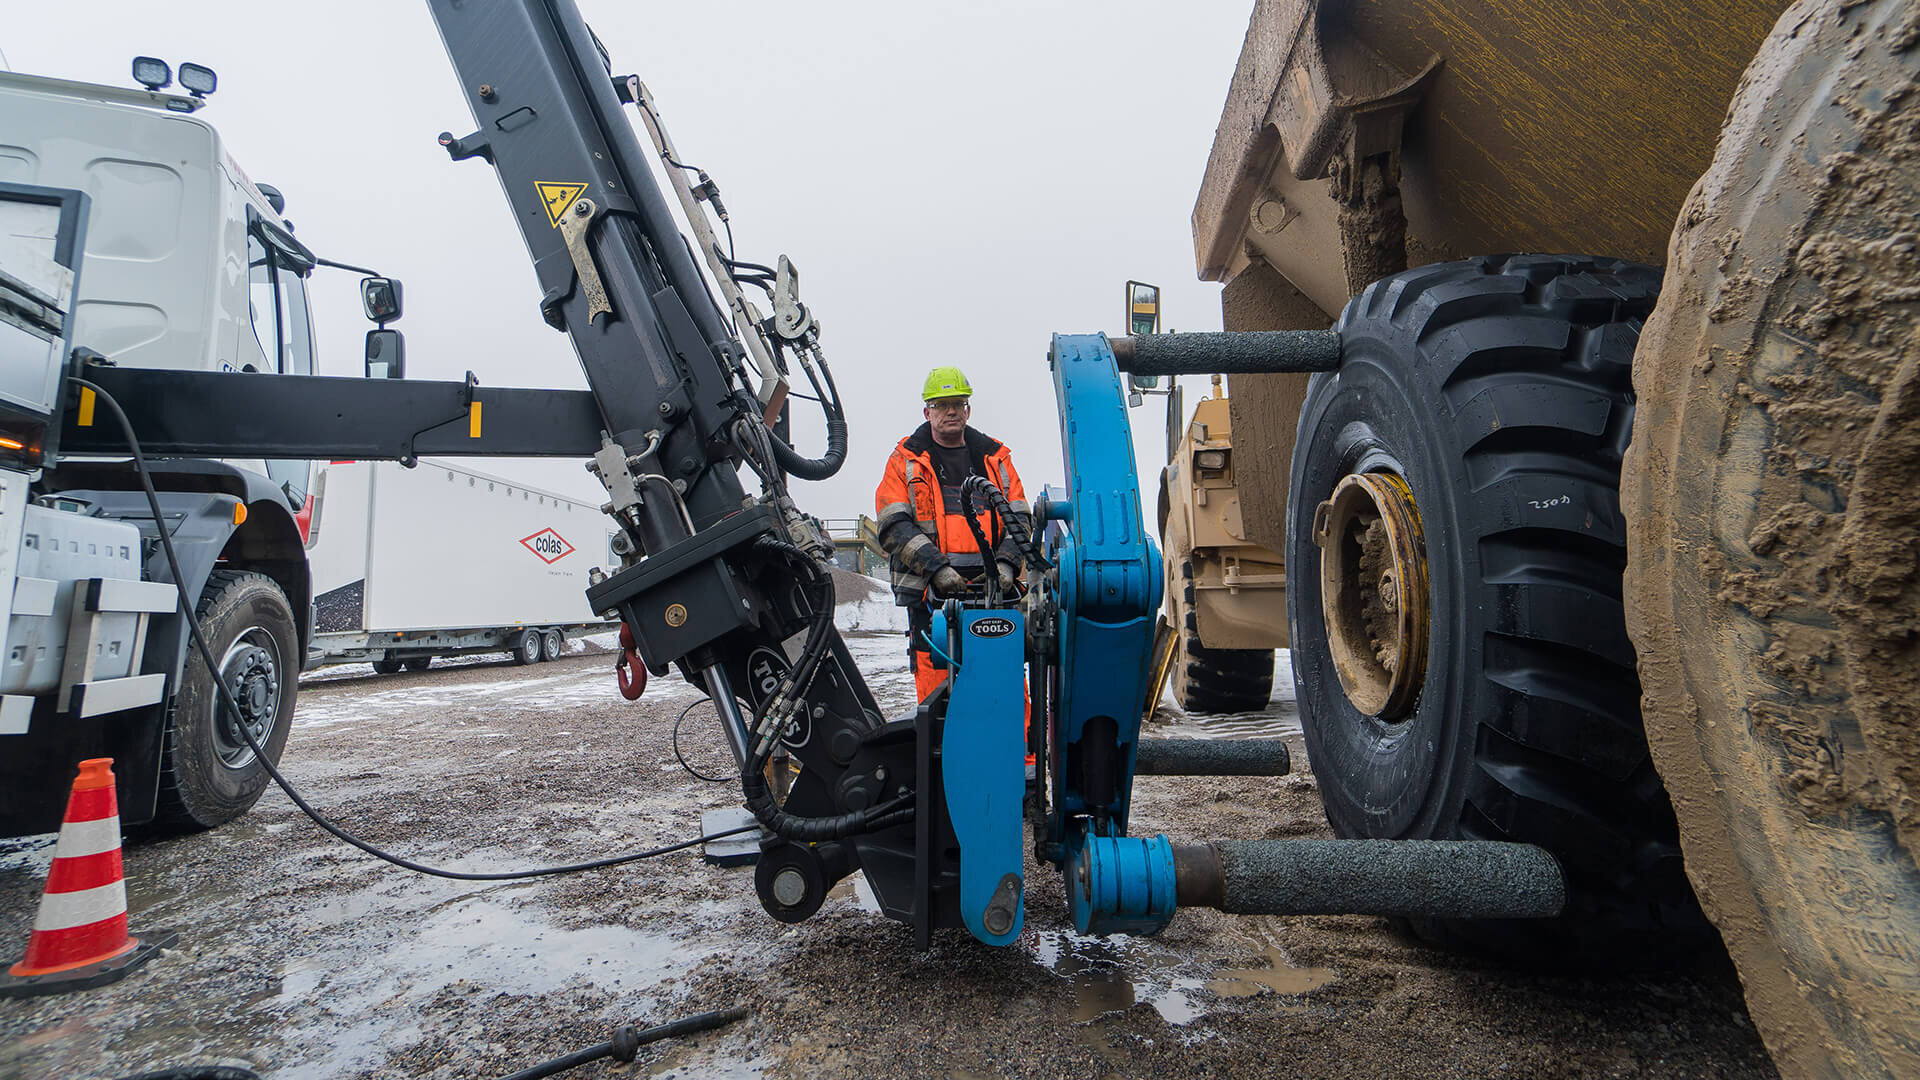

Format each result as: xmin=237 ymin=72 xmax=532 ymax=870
xmin=873 ymin=365 xmax=1033 ymax=704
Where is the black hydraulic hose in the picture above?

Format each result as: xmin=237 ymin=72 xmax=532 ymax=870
xmin=740 ymin=769 xmax=912 ymax=842
xmin=766 ymin=411 xmax=846 ymax=481
xmin=496 ymin=1007 xmax=748 ymax=1080
xmin=961 ymin=475 xmax=1049 ymax=571
xmin=958 ymin=483 xmax=999 ymax=573
xmin=73 ymin=377 xmax=755 ymax=883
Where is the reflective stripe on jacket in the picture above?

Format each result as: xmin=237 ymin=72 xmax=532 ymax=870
xmin=873 ymin=422 xmax=1029 ymax=606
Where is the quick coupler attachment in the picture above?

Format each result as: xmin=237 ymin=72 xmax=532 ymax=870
xmin=1108 ymin=330 xmax=1341 ymax=376
xmin=1134 ymin=738 xmax=1291 ymax=777
xmin=1172 ymin=839 xmax=1566 ymax=920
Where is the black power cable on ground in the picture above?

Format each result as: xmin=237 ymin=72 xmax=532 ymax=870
xmin=497 ymin=1007 xmax=749 ymax=1080
xmin=72 ymin=376 xmax=753 ymax=882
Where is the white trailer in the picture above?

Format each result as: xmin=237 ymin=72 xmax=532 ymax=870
xmin=305 ymin=459 xmax=616 ymax=672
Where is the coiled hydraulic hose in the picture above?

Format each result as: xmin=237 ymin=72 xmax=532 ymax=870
xmin=766 ymin=412 xmax=846 ymax=480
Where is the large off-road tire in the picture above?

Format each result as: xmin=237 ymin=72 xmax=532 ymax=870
xmin=1159 ymin=471 xmax=1274 ymax=713
xmin=1287 ymin=254 xmax=1710 ymax=962
xmin=1622 ymin=3 xmax=1920 ymax=1075
xmin=154 ymin=570 xmax=298 ymax=830
xmin=1170 ymin=559 xmax=1274 ymax=713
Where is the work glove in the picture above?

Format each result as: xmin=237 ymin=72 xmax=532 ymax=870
xmin=931 ymin=565 xmax=968 ymax=599
xmin=995 ymin=559 xmax=1022 ymax=596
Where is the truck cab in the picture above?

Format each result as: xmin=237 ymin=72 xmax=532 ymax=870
xmin=0 ymin=67 xmax=331 ymax=836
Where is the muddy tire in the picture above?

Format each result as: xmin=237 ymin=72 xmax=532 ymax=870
xmin=154 ymin=571 xmax=297 ymax=831
xmin=1159 ymin=476 xmax=1274 ymax=714
xmin=371 ymin=658 xmax=403 ymax=675
xmin=1622 ymin=2 xmax=1920 ymax=1075
xmin=1170 ymin=564 xmax=1274 ymax=714
xmin=1286 ymin=255 xmax=1710 ymax=963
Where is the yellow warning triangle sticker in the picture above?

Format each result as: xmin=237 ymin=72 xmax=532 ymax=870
xmin=536 ymin=181 xmax=589 ymax=228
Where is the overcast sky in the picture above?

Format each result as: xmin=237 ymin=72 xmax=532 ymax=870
xmin=8 ymin=2 xmax=1251 ymax=519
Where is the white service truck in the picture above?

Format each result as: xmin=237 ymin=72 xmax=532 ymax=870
xmin=0 ymin=64 xmax=403 ymax=837
xmin=305 ymin=459 xmax=615 ymax=672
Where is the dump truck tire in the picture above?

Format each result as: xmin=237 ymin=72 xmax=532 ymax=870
xmin=1286 ymin=254 xmax=1710 ymax=964
xmin=1171 ymin=560 xmax=1274 ymax=714
xmin=154 ymin=571 xmax=297 ymax=831
xmin=1622 ymin=2 xmax=1920 ymax=1074
xmin=1159 ymin=472 xmax=1275 ymax=713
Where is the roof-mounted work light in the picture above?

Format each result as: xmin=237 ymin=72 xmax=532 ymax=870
xmin=178 ymin=62 xmax=217 ymax=98
xmin=131 ymin=56 xmax=172 ymax=91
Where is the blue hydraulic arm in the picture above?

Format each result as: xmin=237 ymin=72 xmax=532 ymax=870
xmin=1037 ymin=334 xmax=1173 ymax=935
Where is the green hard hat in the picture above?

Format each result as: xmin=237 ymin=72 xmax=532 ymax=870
xmin=922 ymin=365 xmax=973 ymax=402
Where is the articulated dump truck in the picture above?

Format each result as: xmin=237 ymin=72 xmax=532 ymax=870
xmin=1174 ymin=0 xmax=1918 ymax=1076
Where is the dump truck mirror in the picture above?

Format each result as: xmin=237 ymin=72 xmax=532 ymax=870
xmin=1126 ymin=280 xmax=1160 ymax=336
xmin=365 ymin=329 xmax=406 ymax=379
xmin=361 ymin=277 xmax=403 ymax=325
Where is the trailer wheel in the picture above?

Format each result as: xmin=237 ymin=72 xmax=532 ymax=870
xmin=371 ymin=658 xmax=403 ymax=675
xmin=403 ymin=657 xmax=431 ymax=672
xmin=154 ymin=570 xmax=297 ymax=831
xmin=541 ymin=629 xmax=563 ymax=662
xmin=1286 ymin=254 xmax=1709 ymax=963
xmin=513 ymin=629 xmax=541 ymax=666
xmin=1623 ymin=2 xmax=1920 ymax=1072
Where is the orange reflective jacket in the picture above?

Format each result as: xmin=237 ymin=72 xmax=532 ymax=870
xmin=873 ymin=423 xmax=1028 ymax=605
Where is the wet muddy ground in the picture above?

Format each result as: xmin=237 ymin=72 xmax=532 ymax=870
xmin=1 ymin=604 xmax=1777 ymax=1079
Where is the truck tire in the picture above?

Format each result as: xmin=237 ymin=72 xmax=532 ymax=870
xmin=513 ymin=628 xmax=541 ymax=666
xmin=541 ymin=629 xmax=563 ymax=662
xmin=1158 ymin=473 xmax=1274 ymax=713
xmin=1286 ymin=254 xmax=1709 ymax=963
xmin=371 ymin=658 xmax=403 ymax=675
xmin=1170 ymin=559 xmax=1273 ymax=714
xmin=403 ymin=656 xmax=431 ymax=672
xmin=154 ymin=570 xmax=297 ymax=831
xmin=1622 ymin=3 xmax=1920 ymax=1074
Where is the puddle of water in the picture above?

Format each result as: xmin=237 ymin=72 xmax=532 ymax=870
xmin=1028 ymin=929 xmax=1203 ymax=1025
xmin=826 ymin=872 xmax=882 ymax=914
xmin=1209 ymin=943 xmax=1335 ymax=999
xmin=269 ymin=891 xmax=705 ymax=1079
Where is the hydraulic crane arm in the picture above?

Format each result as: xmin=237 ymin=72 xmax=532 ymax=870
xmin=57 ymin=0 xmax=1569 ymax=948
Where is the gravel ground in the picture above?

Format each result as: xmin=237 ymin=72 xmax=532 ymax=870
xmin=1 ymin=598 xmax=1777 ymax=1079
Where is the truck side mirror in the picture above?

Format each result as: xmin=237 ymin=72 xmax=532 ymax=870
xmin=361 ymin=276 xmax=403 ymax=325
xmin=365 ymin=329 xmax=405 ymax=379
xmin=1126 ymin=280 xmax=1160 ymax=336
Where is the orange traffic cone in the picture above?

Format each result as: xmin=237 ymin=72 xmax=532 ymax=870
xmin=0 ymin=758 xmax=176 ymax=998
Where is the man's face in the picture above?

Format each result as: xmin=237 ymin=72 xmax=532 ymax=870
xmin=925 ymin=396 xmax=969 ymax=443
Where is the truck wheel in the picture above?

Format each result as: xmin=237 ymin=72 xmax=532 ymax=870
xmin=371 ymin=658 xmax=403 ymax=675
xmin=1170 ymin=559 xmax=1273 ymax=713
xmin=403 ymin=657 xmax=431 ymax=672
xmin=1159 ymin=475 xmax=1274 ymax=713
xmin=1623 ymin=2 xmax=1920 ymax=1074
xmin=513 ymin=629 xmax=541 ymax=666
xmin=1286 ymin=254 xmax=1709 ymax=963
xmin=541 ymin=629 xmax=563 ymax=662
xmin=154 ymin=570 xmax=297 ymax=831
